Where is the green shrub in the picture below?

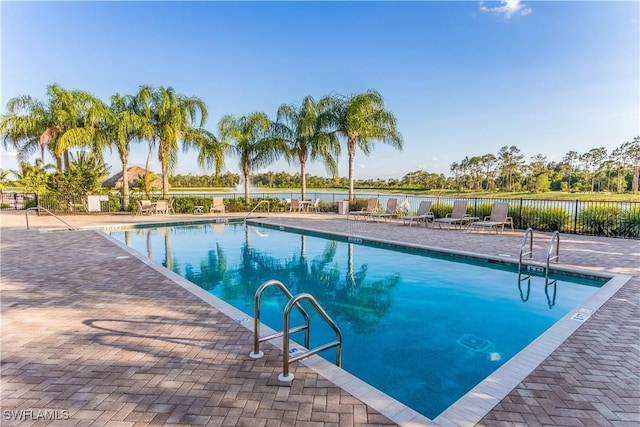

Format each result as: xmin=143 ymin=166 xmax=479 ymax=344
xmin=578 ymin=205 xmax=622 ymax=236
xmin=618 ymin=207 xmax=640 ymax=238
xmin=516 ymin=206 xmax=571 ymax=232
xmin=472 ymin=201 xmax=493 ymax=219
xmin=0 ymin=202 xmax=10 ymax=209
xmin=349 ymin=198 xmax=376 ymax=212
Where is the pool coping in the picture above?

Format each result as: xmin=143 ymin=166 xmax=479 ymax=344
xmin=99 ymin=219 xmax=631 ymax=427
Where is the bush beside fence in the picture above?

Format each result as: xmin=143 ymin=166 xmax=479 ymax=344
xmin=3 ymin=191 xmax=638 ymax=239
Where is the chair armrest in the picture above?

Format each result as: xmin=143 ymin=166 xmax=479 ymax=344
xmin=483 ymin=216 xmax=490 ymax=221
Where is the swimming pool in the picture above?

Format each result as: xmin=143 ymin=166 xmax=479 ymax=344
xmin=109 ymin=221 xmax=605 ymax=419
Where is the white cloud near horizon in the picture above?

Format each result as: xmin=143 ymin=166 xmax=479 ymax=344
xmin=479 ymin=0 xmax=532 ymax=19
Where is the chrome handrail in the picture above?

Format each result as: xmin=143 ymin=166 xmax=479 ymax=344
xmin=545 ymin=231 xmax=560 ymax=283
xmin=249 ymin=280 xmax=310 ymax=359
xmin=25 ymin=207 xmax=77 ymax=231
xmin=245 ymin=200 xmax=270 ymax=220
xmin=279 ymin=292 xmax=342 ymax=382
xmin=518 ymin=228 xmax=533 ymax=279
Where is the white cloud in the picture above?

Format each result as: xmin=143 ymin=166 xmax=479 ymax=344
xmin=480 ymin=0 xmax=532 ymax=19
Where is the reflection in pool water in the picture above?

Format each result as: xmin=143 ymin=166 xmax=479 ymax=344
xmin=111 ymin=221 xmax=604 ymax=419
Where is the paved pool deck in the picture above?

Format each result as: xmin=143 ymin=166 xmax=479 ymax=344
xmin=1 ymin=210 xmax=638 ymax=426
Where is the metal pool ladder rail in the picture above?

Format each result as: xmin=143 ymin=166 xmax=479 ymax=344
xmin=545 ymin=231 xmax=560 ymax=283
xmin=518 ymin=228 xmax=560 ymax=285
xmin=249 ymin=279 xmax=342 ymax=383
xmin=245 ymin=200 xmax=270 ymax=220
xmin=518 ymin=228 xmax=534 ymax=280
xmin=25 ymin=206 xmax=77 ymax=231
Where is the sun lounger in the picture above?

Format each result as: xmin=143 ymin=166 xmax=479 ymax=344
xmin=398 ymin=200 xmax=433 ymax=227
xmin=210 ymin=197 xmax=225 ymax=214
xmin=468 ymin=202 xmax=514 ymax=233
xmin=290 ymin=199 xmax=304 ymax=213
xmin=136 ymin=200 xmax=153 ymax=215
xmin=433 ymin=200 xmax=470 ymax=229
xmin=367 ymin=198 xmax=398 ymax=222
xmin=347 ymin=197 xmax=379 ymax=220
xmin=154 ymin=199 xmax=169 ymax=215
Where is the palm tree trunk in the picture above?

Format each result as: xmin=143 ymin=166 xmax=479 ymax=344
xmin=348 ymin=137 xmax=357 ymax=201
xmin=162 ymin=160 xmax=170 ymax=199
xmin=121 ymin=156 xmax=129 ymax=210
xmin=243 ymin=167 xmax=250 ymax=204
xmin=159 ymin=143 xmax=170 ymax=199
xmin=63 ymin=150 xmax=70 ymax=171
xmin=300 ymin=161 xmax=307 ymax=200
xmin=144 ymin=142 xmax=153 ymax=199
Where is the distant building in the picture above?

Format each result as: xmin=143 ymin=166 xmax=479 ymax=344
xmin=102 ymin=166 xmax=165 ymax=190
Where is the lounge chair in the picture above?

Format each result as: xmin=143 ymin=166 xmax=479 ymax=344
xmin=210 ymin=197 xmax=225 ymax=214
xmin=398 ymin=200 xmax=433 ymax=227
xmin=367 ymin=198 xmax=398 ymax=222
xmin=289 ymin=199 xmax=304 ymax=213
xmin=433 ymin=200 xmax=470 ymax=229
xmin=311 ymin=198 xmax=321 ymax=213
xmin=154 ymin=199 xmax=169 ymax=215
xmin=167 ymin=199 xmax=175 ymax=215
xmin=468 ymin=202 xmax=514 ymax=234
xmin=347 ymin=197 xmax=379 ymax=220
xmin=136 ymin=200 xmax=153 ymax=216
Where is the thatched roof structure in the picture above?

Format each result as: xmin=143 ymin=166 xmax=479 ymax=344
xmin=102 ymin=166 xmax=165 ymax=189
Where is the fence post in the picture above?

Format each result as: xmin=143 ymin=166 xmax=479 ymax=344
xmin=573 ymin=200 xmax=579 ymax=234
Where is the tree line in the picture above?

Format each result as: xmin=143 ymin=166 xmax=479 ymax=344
xmin=2 ymin=84 xmax=638 ymax=207
xmin=172 ymin=140 xmax=640 ymax=194
xmin=0 ymin=84 xmax=401 ymax=207
xmin=447 ymin=142 xmax=640 ymax=193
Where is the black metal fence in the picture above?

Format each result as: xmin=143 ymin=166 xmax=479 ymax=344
xmin=3 ymin=191 xmax=638 ymax=239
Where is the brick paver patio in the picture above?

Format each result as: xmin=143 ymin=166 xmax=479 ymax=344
xmin=1 ymin=211 xmax=638 ymax=426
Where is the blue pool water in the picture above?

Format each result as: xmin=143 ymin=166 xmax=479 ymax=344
xmin=110 ymin=221 xmax=604 ymax=418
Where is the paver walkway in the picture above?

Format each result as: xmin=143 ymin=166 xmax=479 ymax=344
xmin=1 ymin=211 xmax=638 ymax=426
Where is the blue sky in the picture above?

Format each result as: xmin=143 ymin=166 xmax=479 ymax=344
xmin=1 ymin=1 xmax=638 ymax=179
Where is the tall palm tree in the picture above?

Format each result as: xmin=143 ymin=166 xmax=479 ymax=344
xmin=102 ymin=93 xmax=154 ymax=209
xmin=218 ymin=112 xmax=286 ymax=203
xmin=273 ymin=96 xmax=340 ymax=200
xmin=321 ymin=90 xmax=403 ymax=201
xmin=135 ymin=85 xmax=210 ymax=198
xmin=0 ymin=84 xmax=104 ymax=171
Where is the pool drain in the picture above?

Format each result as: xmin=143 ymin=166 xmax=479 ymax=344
xmin=457 ymin=334 xmax=492 ymax=352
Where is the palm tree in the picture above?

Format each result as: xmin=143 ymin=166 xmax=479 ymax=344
xmin=273 ymin=96 xmax=340 ymax=200
xmin=0 ymin=169 xmax=13 ymax=190
xmin=0 ymin=84 xmax=104 ymax=171
xmin=193 ymin=128 xmax=231 ymax=181
xmin=321 ymin=90 xmax=403 ymax=201
xmin=135 ymin=85 xmax=210 ymax=198
xmin=104 ymin=93 xmax=153 ymax=209
xmin=218 ymin=112 xmax=286 ymax=203
xmin=12 ymin=159 xmax=54 ymax=193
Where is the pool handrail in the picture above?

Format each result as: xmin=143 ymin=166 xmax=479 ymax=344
xmin=518 ymin=228 xmax=534 ymax=279
xmin=278 ymin=292 xmax=342 ymax=382
xmin=245 ymin=200 xmax=270 ymax=220
xmin=545 ymin=231 xmax=560 ymax=284
xmin=249 ymin=279 xmax=310 ymax=359
xmin=25 ymin=206 xmax=78 ymax=231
